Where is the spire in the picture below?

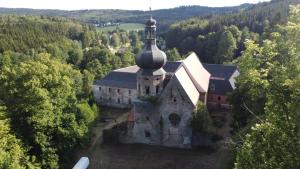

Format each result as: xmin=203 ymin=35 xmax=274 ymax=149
xmin=135 ymin=17 xmax=167 ymax=71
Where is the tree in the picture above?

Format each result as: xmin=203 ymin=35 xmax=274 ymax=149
xmin=110 ymin=33 xmax=120 ymax=47
xmin=166 ymin=48 xmax=182 ymax=61
xmin=121 ymin=50 xmax=134 ymax=67
xmin=0 ymin=106 xmax=40 ymax=169
xmin=234 ymin=5 xmax=300 ymax=169
xmin=191 ymin=101 xmax=213 ymax=133
xmin=215 ymin=30 xmax=237 ymax=63
xmin=0 ymin=53 xmax=88 ymax=169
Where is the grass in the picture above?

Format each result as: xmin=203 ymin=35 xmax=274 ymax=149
xmin=97 ymin=23 xmax=144 ymax=32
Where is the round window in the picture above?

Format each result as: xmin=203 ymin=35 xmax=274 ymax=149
xmin=168 ymin=113 xmax=181 ymax=126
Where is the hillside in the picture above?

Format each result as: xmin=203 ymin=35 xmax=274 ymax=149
xmin=164 ymin=0 xmax=300 ymax=63
xmin=0 ymin=4 xmax=253 ymax=32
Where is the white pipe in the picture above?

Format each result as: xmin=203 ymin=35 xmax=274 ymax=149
xmin=72 ymin=157 xmax=90 ymax=169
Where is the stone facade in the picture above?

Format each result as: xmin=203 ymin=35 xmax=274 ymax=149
xmin=92 ymin=85 xmax=137 ymax=108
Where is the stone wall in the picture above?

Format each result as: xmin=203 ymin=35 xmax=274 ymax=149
xmin=159 ymin=79 xmax=195 ymax=148
xmin=92 ymin=85 xmax=137 ymax=108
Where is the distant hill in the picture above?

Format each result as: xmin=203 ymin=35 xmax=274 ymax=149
xmin=0 ymin=4 xmax=253 ymax=32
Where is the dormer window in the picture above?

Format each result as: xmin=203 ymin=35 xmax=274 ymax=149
xmin=210 ymin=84 xmax=216 ymax=91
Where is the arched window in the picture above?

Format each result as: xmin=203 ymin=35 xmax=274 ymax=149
xmin=144 ymin=130 xmax=151 ymax=138
xmin=146 ymin=86 xmax=150 ymax=95
xmin=168 ymin=113 xmax=181 ymax=127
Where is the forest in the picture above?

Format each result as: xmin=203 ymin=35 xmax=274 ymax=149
xmin=0 ymin=0 xmax=299 ymax=168
xmin=0 ymin=15 xmax=138 ymax=168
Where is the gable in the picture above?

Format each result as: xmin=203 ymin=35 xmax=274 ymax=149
xmin=173 ymin=67 xmax=199 ymax=106
xmin=182 ymin=53 xmax=210 ymax=93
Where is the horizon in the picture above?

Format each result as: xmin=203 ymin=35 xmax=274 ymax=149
xmin=0 ymin=0 xmax=271 ymax=11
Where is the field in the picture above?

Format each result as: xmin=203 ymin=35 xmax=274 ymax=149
xmin=97 ymin=23 xmax=144 ymax=32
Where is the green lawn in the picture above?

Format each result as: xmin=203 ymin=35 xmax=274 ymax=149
xmin=97 ymin=23 xmax=144 ymax=32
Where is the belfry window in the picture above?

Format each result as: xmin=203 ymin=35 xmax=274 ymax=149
xmin=146 ymin=86 xmax=150 ymax=95
xmin=138 ymin=84 xmax=141 ymax=92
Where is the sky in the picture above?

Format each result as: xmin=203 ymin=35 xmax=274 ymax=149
xmin=0 ymin=0 xmax=271 ymax=10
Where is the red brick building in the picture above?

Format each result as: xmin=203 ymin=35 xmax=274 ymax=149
xmin=202 ymin=64 xmax=239 ymax=108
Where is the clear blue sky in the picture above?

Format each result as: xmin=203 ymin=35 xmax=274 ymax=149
xmin=0 ymin=0 xmax=271 ymax=10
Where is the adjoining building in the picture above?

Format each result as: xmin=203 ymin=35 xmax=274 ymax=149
xmin=92 ymin=63 xmax=238 ymax=109
xmin=203 ymin=64 xmax=239 ymax=108
xmin=92 ymin=17 xmax=239 ymax=148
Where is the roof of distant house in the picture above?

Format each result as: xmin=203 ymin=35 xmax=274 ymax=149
xmin=202 ymin=63 xmax=237 ymax=80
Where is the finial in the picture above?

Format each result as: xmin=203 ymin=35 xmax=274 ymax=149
xmin=149 ymin=0 xmax=152 ymax=18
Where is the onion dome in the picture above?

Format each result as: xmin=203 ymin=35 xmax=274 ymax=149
xmin=135 ymin=17 xmax=167 ymax=70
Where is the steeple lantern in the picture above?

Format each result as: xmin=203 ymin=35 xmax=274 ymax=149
xmin=135 ymin=17 xmax=167 ymax=99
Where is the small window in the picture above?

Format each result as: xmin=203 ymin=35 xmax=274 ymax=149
xmin=218 ymin=96 xmax=221 ymax=101
xmin=118 ymin=98 xmax=120 ymax=103
xmin=156 ymin=77 xmax=160 ymax=80
xmin=156 ymin=86 xmax=159 ymax=94
xmin=129 ymin=90 xmax=131 ymax=95
xmin=99 ymin=87 xmax=101 ymax=91
xmin=146 ymin=116 xmax=150 ymax=121
xmin=138 ymin=84 xmax=141 ymax=92
xmin=146 ymin=86 xmax=150 ymax=95
xmin=173 ymin=97 xmax=177 ymax=103
xmin=210 ymin=84 xmax=215 ymax=91
xmin=117 ymin=88 xmax=120 ymax=93
xmin=144 ymin=130 xmax=151 ymax=138
xmin=109 ymin=88 xmax=111 ymax=92
xmin=145 ymin=77 xmax=149 ymax=80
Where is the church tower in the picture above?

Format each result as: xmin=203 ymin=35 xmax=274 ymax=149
xmin=135 ymin=17 xmax=167 ymax=99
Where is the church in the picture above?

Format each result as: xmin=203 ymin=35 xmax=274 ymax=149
xmin=92 ymin=17 xmax=239 ymax=148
